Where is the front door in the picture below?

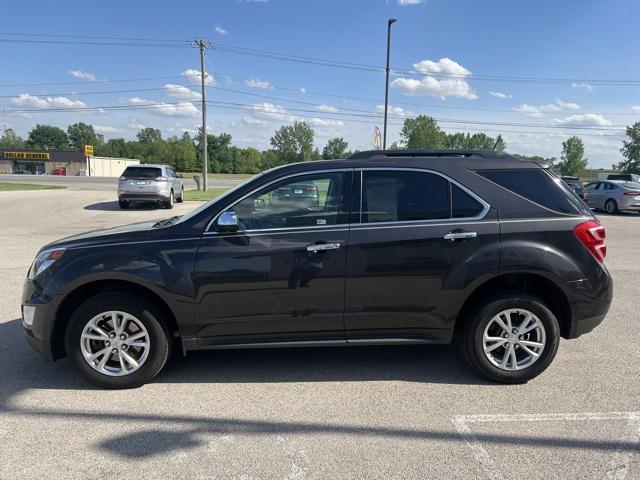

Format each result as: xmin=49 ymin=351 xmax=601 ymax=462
xmin=194 ymin=170 xmax=353 ymax=347
xmin=345 ymin=169 xmax=500 ymax=342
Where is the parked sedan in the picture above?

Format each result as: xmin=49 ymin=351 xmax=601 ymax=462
xmin=584 ymin=180 xmax=640 ymax=214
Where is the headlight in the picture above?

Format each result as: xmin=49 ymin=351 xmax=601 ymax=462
xmin=28 ymin=248 xmax=66 ymax=280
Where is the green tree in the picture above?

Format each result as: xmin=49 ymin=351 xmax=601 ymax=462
xmin=26 ymin=124 xmax=69 ymax=150
xmin=618 ymin=122 xmax=640 ymax=173
xmin=558 ymin=136 xmax=588 ymax=176
xmin=136 ymin=127 xmax=162 ymax=144
xmin=67 ymin=122 xmax=104 ymax=151
xmin=513 ymin=153 xmax=557 ymax=164
xmin=443 ymin=132 xmax=506 ymax=151
xmin=400 ymin=115 xmax=444 ymax=149
xmin=0 ymin=128 xmax=25 ymax=149
xmin=169 ymin=132 xmax=198 ymax=172
xmin=270 ymin=121 xmax=315 ymax=164
xmin=322 ymin=137 xmax=348 ymax=159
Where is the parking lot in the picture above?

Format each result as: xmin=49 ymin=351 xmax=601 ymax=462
xmin=0 ymin=187 xmax=638 ymax=479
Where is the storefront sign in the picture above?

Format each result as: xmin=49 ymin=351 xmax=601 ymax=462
xmin=84 ymin=145 xmax=94 ymax=156
xmin=4 ymin=151 xmax=50 ymax=160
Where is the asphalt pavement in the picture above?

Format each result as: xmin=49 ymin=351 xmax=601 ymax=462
xmin=0 ymin=188 xmax=638 ymax=479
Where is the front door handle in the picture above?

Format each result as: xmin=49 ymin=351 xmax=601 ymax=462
xmin=443 ymin=231 xmax=477 ymax=241
xmin=307 ymin=242 xmax=341 ymax=253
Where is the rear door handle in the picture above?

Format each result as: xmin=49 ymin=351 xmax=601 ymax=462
xmin=307 ymin=242 xmax=341 ymax=253
xmin=443 ymin=231 xmax=477 ymax=241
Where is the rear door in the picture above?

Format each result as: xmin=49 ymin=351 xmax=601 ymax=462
xmin=194 ymin=170 xmax=353 ymax=347
xmin=344 ymin=168 xmax=499 ymax=343
xmin=585 ymin=182 xmax=603 ymax=209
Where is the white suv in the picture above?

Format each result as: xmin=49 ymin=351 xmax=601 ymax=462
xmin=118 ymin=164 xmax=184 ymax=209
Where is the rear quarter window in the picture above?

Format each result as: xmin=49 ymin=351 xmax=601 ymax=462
xmin=478 ymin=169 xmax=589 ymax=215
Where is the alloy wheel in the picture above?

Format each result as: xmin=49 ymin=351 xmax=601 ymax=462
xmin=80 ymin=311 xmax=151 ymax=376
xmin=482 ymin=308 xmax=546 ymax=371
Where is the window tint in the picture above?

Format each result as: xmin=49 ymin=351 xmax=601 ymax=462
xmin=478 ymin=169 xmax=587 ymax=215
xmin=122 ymin=166 xmax=161 ymax=178
xmin=584 ymin=182 xmax=598 ymax=191
xmin=603 ymin=182 xmax=617 ymax=190
xmin=225 ymin=172 xmax=348 ymax=230
xmin=452 ymin=184 xmax=484 ymax=218
xmin=362 ymin=171 xmax=450 ymax=223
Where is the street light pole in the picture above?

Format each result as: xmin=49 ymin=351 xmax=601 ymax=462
xmin=383 ymin=18 xmax=397 ymax=151
xmin=198 ymin=39 xmax=208 ymax=192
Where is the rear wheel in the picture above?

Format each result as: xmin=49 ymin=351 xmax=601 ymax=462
xmin=118 ymin=199 xmax=129 ymax=209
xmin=605 ymin=199 xmax=618 ymax=214
xmin=164 ymin=190 xmax=174 ymax=209
xmin=64 ymin=292 xmax=172 ymax=389
xmin=461 ymin=293 xmax=560 ymax=383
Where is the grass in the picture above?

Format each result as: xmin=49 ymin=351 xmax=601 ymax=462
xmin=183 ymin=187 xmax=230 ymax=201
xmin=0 ymin=183 xmax=66 ymax=191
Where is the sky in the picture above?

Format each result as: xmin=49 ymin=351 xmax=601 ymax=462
xmin=1 ymin=0 xmax=640 ymax=168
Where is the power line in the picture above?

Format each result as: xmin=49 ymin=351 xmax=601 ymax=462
xmin=0 ymin=75 xmax=185 ymax=88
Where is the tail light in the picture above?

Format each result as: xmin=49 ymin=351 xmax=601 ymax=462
xmin=154 ymin=176 xmax=169 ymax=182
xmin=574 ymin=220 xmax=606 ymax=262
xmin=624 ymin=191 xmax=640 ymax=196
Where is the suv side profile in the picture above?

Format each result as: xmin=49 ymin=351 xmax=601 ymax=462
xmin=118 ymin=164 xmax=184 ymax=209
xmin=22 ymin=150 xmax=612 ymax=388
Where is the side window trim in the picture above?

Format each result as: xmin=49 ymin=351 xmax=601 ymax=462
xmin=354 ymin=167 xmax=490 ymax=226
xmin=205 ymin=168 xmax=354 ymax=234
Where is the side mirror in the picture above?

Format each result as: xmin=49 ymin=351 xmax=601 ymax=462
xmin=215 ymin=211 xmax=239 ymax=233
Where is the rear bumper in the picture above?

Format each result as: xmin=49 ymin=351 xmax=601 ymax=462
xmin=564 ymin=265 xmax=613 ymax=339
xmin=118 ymin=193 xmax=171 ymax=202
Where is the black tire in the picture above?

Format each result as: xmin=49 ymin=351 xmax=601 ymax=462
xmin=164 ymin=190 xmax=174 ymax=209
xmin=460 ymin=293 xmax=560 ymax=384
xmin=176 ymin=187 xmax=184 ymax=203
xmin=605 ymin=199 xmax=618 ymax=215
xmin=118 ymin=199 xmax=129 ymax=209
xmin=64 ymin=292 xmax=172 ymax=389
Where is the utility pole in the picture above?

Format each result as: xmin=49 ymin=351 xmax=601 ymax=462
xmin=383 ymin=18 xmax=397 ymax=151
xmin=195 ymin=39 xmax=210 ymax=191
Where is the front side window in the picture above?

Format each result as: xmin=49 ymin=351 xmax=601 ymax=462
xmin=224 ymin=172 xmax=348 ymax=230
xmin=361 ymin=170 xmax=450 ymax=223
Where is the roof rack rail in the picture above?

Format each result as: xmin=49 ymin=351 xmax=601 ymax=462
xmin=348 ymin=149 xmax=512 ymax=160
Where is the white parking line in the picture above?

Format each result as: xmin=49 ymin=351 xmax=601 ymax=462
xmin=453 ymin=412 xmax=640 ymax=480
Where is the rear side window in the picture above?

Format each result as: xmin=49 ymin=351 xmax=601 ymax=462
xmin=122 ymin=167 xmax=162 ymax=178
xmin=478 ymin=169 xmax=587 ymax=215
xmin=361 ymin=170 xmax=450 ymax=222
xmin=452 ymin=184 xmax=484 ymax=218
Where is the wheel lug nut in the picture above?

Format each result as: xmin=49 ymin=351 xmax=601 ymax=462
xmin=512 ymin=328 xmax=518 ymax=334
xmin=112 ymin=348 xmax=118 ymax=354
xmin=503 ymin=333 xmax=509 ymax=338
xmin=109 ymin=332 xmax=116 ymax=338
xmin=504 ymin=342 xmax=510 ymax=348
xmin=120 ymin=334 xmax=126 ymax=340
xmin=105 ymin=341 xmax=111 ymax=347
xmin=122 ymin=344 xmax=128 ymax=350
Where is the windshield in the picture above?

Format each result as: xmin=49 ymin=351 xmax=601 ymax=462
xmin=175 ymin=171 xmax=266 ymax=225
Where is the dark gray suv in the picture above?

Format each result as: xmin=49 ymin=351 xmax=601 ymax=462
xmin=22 ymin=150 xmax=612 ymax=388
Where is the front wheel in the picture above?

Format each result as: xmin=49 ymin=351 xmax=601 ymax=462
xmin=176 ymin=187 xmax=184 ymax=203
xmin=118 ymin=199 xmax=129 ymax=209
xmin=461 ymin=293 xmax=560 ymax=384
xmin=164 ymin=190 xmax=174 ymax=209
xmin=64 ymin=292 xmax=172 ymax=389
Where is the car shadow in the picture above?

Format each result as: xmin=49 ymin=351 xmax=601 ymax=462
xmin=2 ymin=318 xmax=637 ymax=461
xmin=84 ymin=201 xmax=164 ymax=211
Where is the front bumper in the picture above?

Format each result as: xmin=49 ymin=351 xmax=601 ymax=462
xmin=21 ymin=279 xmax=63 ymax=361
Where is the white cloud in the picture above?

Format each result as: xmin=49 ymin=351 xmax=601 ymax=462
xmin=375 ymin=104 xmax=415 ymax=118
xmin=490 ymin=91 xmax=512 ymax=99
xmin=69 ymin=69 xmax=98 ymax=81
xmin=181 ymin=69 xmax=214 ymax=86
xmin=412 ymin=58 xmax=470 ymax=77
xmin=317 ymin=104 xmax=338 ymax=113
xmin=571 ymin=82 xmax=594 ymax=92
xmin=392 ymin=77 xmax=477 ymax=100
xmin=392 ymin=58 xmax=477 ymax=100
xmin=215 ymin=25 xmax=228 ymax=35
xmin=397 ymin=0 xmax=424 ymax=5
xmin=245 ymin=78 xmax=273 ymax=89
xmin=551 ymin=113 xmax=612 ymax=126
xmin=11 ymin=94 xmax=86 ymax=109
xmin=94 ymin=125 xmax=119 ymax=133
xmin=247 ymin=102 xmax=295 ymax=121
xmin=299 ymin=87 xmax=306 ymax=94
xmin=164 ymin=84 xmax=201 ymax=101
xmin=514 ymin=98 xmax=581 ymax=117
xmin=126 ymin=97 xmax=199 ymax=117
xmin=309 ymin=118 xmax=344 ymax=127
xmin=631 ymin=106 xmax=640 ymax=113
xmin=242 ymin=116 xmax=267 ymax=126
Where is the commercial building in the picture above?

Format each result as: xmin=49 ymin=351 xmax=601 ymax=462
xmin=0 ymin=149 xmax=139 ymax=177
